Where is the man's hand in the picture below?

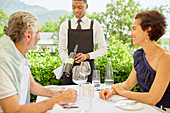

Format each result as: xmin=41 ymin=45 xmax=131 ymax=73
xmin=50 ymin=90 xmax=65 ymax=97
xmin=56 ymin=89 xmax=78 ymax=105
xmin=75 ymin=53 xmax=89 ymax=63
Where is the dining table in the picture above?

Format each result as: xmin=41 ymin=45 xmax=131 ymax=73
xmin=36 ymin=84 xmax=167 ymax=113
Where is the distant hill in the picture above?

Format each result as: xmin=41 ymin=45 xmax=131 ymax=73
xmin=0 ymin=0 xmax=72 ymax=24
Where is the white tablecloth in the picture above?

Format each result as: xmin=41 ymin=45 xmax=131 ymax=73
xmin=36 ymin=84 xmax=166 ymax=113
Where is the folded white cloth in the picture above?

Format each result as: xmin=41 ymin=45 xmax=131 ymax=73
xmin=51 ymin=104 xmax=78 ymax=113
xmin=53 ymin=64 xmax=64 ymax=79
xmin=81 ymin=83 xmax=94 ymax=98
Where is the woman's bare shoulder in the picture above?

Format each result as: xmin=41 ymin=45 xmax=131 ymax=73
xmin=160 ymin=49 xmax=170 ymax=63
xmin=163 ymin=49 xmax=170 ymax=56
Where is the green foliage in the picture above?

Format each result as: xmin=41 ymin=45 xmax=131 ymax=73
xmin=40 ymin=13 xmax=74 ymax=34
xmin=95 ymin=37 xmax=137 ymax=84
xmin=87 ymin=0 xmax=169 ymax=47
xmin=0 ymin=8 xmax=8 ymax=38
xmin=27 ymin=49 xmax=63 ymax=85
xmin=27 ymin=49 xmax=63 ymax=102
xmin=87 ymin=0 xmax=141 ymax=46
xmin=40 ymin=16 xmax=60 ymax=33
xmin=165 ymin=41 xmax=170 ymax=44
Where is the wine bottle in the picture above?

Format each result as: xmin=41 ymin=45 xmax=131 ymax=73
xmin=63 ymin=44 xmax=78 ymax=76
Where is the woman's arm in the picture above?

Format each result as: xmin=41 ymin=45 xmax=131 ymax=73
xmin=118 ymin=67 xmax=138 ymax=90
xmin=99 ymin=67 xmax=137 ymax=99
xmin=114 ymin=53 xmax=170 ymax=105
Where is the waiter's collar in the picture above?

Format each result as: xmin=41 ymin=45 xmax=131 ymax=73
xmin=73 ymin=16 xmax=88 ymax=24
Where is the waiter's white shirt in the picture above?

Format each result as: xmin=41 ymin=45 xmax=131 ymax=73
xmin=58 ymin=16 xmax=107 ymax=63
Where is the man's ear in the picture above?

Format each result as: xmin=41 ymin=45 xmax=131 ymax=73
xmin=86 ymin=4 xmax=88 ymax=9
xmin=24 ymin=30 xmax=32 ymax=42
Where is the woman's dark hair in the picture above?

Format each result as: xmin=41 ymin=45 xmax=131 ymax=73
xmin=135 ymin=10 xmax=166 ymax=41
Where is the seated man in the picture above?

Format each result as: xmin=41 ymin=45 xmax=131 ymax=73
xmin=99 ymin=10 xmax=170 ymax=112
xmin=0 ymin=12 xmax=77 ymax=113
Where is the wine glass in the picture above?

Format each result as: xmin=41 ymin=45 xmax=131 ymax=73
xmin=72 ymin=66 xmax=88 ymax=85
xmin=72 ymin=66 xmax=90 ymax=112
xmin=79 ymin=61 xmax=91 ymax=77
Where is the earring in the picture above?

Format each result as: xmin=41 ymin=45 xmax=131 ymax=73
xmin=145 ymin=40 xmax=148 ymax=43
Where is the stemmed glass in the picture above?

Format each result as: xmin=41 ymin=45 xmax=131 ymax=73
xmin=79 ymin=61 xmax=92 ymax=112
xmin=72 ymin=62 xmax=92 ymax=112
xmin=79 ymin=61 xmax=91 ymax=77
xmin=72 ymin=66 xmax=88 ymax=85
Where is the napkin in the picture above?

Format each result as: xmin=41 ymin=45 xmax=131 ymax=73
xmin=51 ymin=104 xmax=78 ymax=113
xmin=81 ymin=83 xmax=94 ymax=98
xmin=53 ymin=64 xmax=64 ymax=79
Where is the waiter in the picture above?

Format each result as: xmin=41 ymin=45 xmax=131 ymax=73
xmin=58 ymin=0 xmax=107 ymax=85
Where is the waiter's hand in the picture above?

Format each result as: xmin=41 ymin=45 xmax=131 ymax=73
xmin=75 ymin=53 xmax=89 ymax=63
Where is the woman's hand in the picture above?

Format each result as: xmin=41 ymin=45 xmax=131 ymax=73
xmin=99 ymin=89 xmax=112 ymax=99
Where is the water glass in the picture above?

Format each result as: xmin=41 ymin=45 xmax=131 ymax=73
xmin=79 ymin=82 xmax=93 ymax=112
xmin=92 ymin=70 xmax=100 ymax=88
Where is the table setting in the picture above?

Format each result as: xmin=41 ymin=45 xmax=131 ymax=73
xmin=37 ymin=61 xmax=166 ymax=113
xmin=37 ymin=84 xmax=166 ymax=113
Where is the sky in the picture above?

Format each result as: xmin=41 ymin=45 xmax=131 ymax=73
xmin=20 ymin=0 xmax=170 ymax=30
xmin=20 ymin=0 xmax=170 ymax=13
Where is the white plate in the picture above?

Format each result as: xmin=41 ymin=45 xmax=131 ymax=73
xmin=115 ymin=100 xmax=143 ymax=111
xmin=108 ymin=95 xmax=127 ymax=102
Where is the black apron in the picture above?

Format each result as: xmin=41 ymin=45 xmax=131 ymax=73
xmin=62 ymin=20 xmax=95 ymax=85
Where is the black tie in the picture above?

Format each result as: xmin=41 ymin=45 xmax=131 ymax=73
xmin=76 ymin=19 xmax=82 ymax=30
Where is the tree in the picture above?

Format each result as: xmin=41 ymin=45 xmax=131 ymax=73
xmin=0 ymin=8 xmax=8 ymax=38
xmin=40 ymin=13 xmax=74 ymax=34
xmin=96 ymin=0 xmax=141 ymax=45
xmin=87 ymin=0 xmax=169 ymax=47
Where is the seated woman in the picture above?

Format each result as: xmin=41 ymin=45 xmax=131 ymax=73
xmin=99 ymin=10 xmax=170 ymax=112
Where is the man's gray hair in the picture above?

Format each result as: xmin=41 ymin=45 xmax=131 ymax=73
xmin=4 ymin=12 xmax=38 ymax=43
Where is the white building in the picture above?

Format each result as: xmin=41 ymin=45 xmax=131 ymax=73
xmin=37 ymin=32 xmax=58 ymax=52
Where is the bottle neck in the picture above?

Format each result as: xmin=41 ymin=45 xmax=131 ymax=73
xmin=108 ymin=58 xmax=111 ymax=62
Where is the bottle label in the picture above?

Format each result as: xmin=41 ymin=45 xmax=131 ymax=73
xmin=67 ymin=58 xmax=74 ymax=64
